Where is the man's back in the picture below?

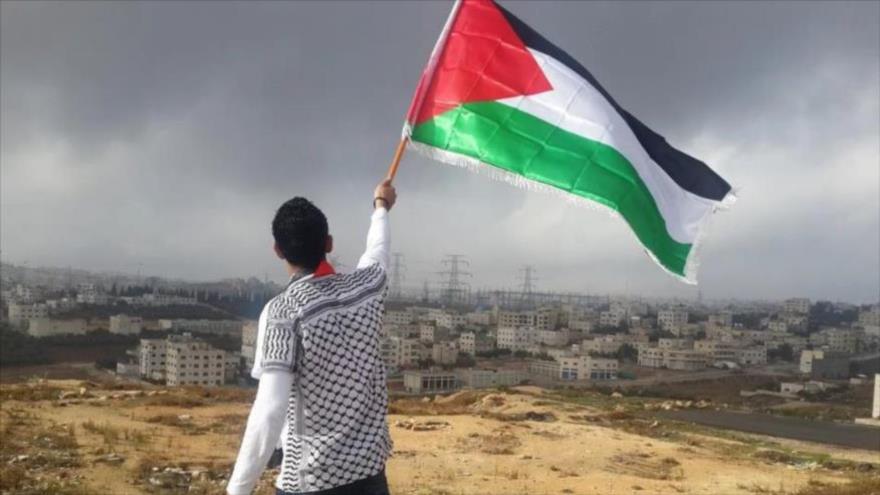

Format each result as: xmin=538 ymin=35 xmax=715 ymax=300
xmin=262 ymin=264 xmax=391 ymax=491
xmin=228 ymin=195 xmax=394 ymax=495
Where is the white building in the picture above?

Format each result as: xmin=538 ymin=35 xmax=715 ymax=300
xmin=537 ymin=329 xmax=570 ymax=347
xmin=819 ymin=328 xmax=862 ymax=354
xmin=458 ymin=331 xmax=494 ymax=355
xmin=736 ymin=346 xmax=768 ymax=366
xmin=435 ymin=311 xmax=467 ymax=329
xmin=858 ymin=307 xmax=880 ymax=328
xmin=658 ymin=308 xmax=689 ymax=333
xmin=784 ymin=298 xmax=811 ymax=315
xmin=137 ymin=293 xmax=198 ymax=306
xmin=139 ymin=338 xmax=167 ymax=381
xmin=158 ymin=318 xmax=241 ymax=335
xmin=638 ymin=346 xmax=707 ymax=370
xmin=27 ymin=318 xmax=89 ymax=337
xmin=873 ymin=374 xmax=880 ymax=419
xmin=384 ymin=310 xmax=414 ymax=326
xmin=498 ymin=307 xmax=559 ymax=331
xmin=8 ymin=303 xmax=48 ymax=325
xmin=581 ymin=336 xmax=623 ymax=355
xmin=165 ymin=334 xmax=227 ymax=386
xmin=109 ymin=314 xmax=143 ymax=335
xmin=465 ymin=311 xmax=494 ymax=326
xmin=800 ymin=349 xmax=825 ymax=374
xmin=387 ymin=336 xmax=429 ymax=368
xmin=403 ymin=370 xmax=458 ymax=394
xmin=496 ymin=326 xmax=537 ymax=352
xmin=599 ymin=307 xmax=626 ymax=327
xmin=431 ymin=341 xmax=459 ymax=365
xmin=708 ymin=311 xmax=733 ymax=328
xmin=419 ymin=325 xmax=450 ymax=343
xmin=76 ymin=284 xmax=109 ymax=305
xmin=241 ymin=321 xmax=258 ymax=370
xmin=557 ymin=355 xmax=618 ymax=381
xmin=457 ymin=369 xmax=528 ymax=389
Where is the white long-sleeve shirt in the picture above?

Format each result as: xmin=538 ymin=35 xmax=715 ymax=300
xmin=228 ymin=207 xmax=390 ymax=495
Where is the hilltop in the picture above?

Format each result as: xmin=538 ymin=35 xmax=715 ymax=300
xmin=1 ymin=379 xmax=878 ymax=495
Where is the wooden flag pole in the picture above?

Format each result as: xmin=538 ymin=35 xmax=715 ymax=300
xmin=385 ymin=137 xmax=408 ymax=182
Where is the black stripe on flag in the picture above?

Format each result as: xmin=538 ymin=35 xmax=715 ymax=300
xmin=497 ymin=3 xmax=732 ymax=202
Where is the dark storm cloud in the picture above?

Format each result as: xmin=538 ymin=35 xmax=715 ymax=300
xmin=1 ymin=1 xmax=878 ymax=302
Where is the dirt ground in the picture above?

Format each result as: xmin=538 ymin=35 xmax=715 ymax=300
xmin=1 ymin=380 xmax=877 ymax=495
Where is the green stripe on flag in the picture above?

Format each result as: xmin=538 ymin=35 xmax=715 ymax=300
xmin=411 ymin=101 xmax=692 ymax=276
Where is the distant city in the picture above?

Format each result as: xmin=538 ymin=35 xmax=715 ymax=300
xmin=2 ymin=260 xmax=878 ymax=408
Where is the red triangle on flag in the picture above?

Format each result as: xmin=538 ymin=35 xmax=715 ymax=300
xmin=407 ymin=0 xmax=553 ymax=126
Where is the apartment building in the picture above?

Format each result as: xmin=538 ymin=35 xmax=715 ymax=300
xmin=8 ymin=302 xmax=48 ymax=325
xmin=528 ymin=359 xmax=561 ymax=381
xmin=581 ymin=336 xmax=623 ymax=355
xmin=818 ymin=328 xmax=862 ymax=354
xmin=419 ymin=325 xmax=451 ymax=343
xmin=498 ymin=307 xmax=559 ymax=331
xmin=435 ymin=311 xmax=467 ymax=329
xmin=599 ymin=307 xmax=626 ymax=327
xmin=76 ymin=284 xmax=109 ymax=305
xmin=432 ymin=341 xmax=459 ymax=365
xmin=384 ymin=310 xmax=414 ymax=326
xmin=158 ymin=318 xmax=241 ymax=335
xmin=458 ymin=331 xmax=494 ymax=355
xmin=638 ymin=347 xmax=665 ymax=368
xmin=386 ymin=336 xmax=429 ymax=368
xmin=784 ymin=298 xmax=811 ymax=315
xmin=658 ymin=308 xmax=689 ymax=333
xmin=109 ymin=314 xmax=143 ymax=335
xmin=139 ymin=338 xmax=167 ymax=381
xmin=859 ymin=307 xmax=880 ymax=328
xmin=664 ymin=349 xmax=708 ymax=370
xmin=27 ymin=318 xmax=89 ymax=337
xmin=165 ymin=334 xmax=227 ymax=386
xmin=457 ymin=368 xmax=528 ymax=389
xmin=638 ymin=346 xmax=707 ymax=370
xmin=557 ymin=355 xmax=618 ymax=381
xmin=496 ymin=326 xmax=537 ymax=352
xmin=708 ymin=311 xmax=733 ymax=328
xmin=403 ymin=370 xmax=459 ymax=394
xmin=800 ymin=350 xmax=825 ymax=374
xmin=240 ymin=321 xmax=258 ymax=370
xmin=537 ymin=329 xmax=570 ymax=347
xmin=736 ymin=346 xmax=768 ymax=366
xmin=465 ymin=311 xmax=494 ymax=326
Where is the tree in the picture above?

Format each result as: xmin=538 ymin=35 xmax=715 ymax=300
xmin=614 ymin=344 xmax=639 ymax=363
xmin=768 ymin=343 xmax=794 ymax=362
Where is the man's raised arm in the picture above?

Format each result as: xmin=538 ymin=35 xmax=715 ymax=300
xmin=357 ymin=179 xmax=396 ymax=271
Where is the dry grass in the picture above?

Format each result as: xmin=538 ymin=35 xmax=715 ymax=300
xmin=456 ymin=429 xmax=522 ymax=455
xmin=792 ymin=477 xmax=880 ymax=495
xmin=0 ymin=382 xmax=63 ymax=402
xmin=388 ymin=390 xmax=484 ymax=416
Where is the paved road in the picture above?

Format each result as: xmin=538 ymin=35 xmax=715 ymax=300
xmin=656 ymin=409 xmax=880 ymax=451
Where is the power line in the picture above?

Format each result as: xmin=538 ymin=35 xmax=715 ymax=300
xmin=438 ymin=254 xmax=471 ymax=306
xmin=518 ymin=265 xmax=538 ymax=308
xmin=390 ymin=252 xmax=406 ymax=299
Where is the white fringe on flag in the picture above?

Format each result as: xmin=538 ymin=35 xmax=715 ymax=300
xmin=407 ymin=140 xmax=735 ymax=285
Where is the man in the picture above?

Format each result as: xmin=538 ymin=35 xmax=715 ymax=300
xmin=227 ymin=179 xmax=396 ymax=495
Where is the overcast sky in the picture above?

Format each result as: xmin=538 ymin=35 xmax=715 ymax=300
xmin=2 ymin=1 xmax=878 ymax=302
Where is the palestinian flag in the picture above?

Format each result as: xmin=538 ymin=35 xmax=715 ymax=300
xmin=403 ymin=0 xmax=735 ymax=283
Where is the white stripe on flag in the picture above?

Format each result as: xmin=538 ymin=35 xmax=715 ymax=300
xmin=498 ymin=49 xmax=717 ymax=245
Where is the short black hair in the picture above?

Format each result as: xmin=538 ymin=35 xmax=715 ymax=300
xmin=272 ymin=197 xmax=329 ymax=271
